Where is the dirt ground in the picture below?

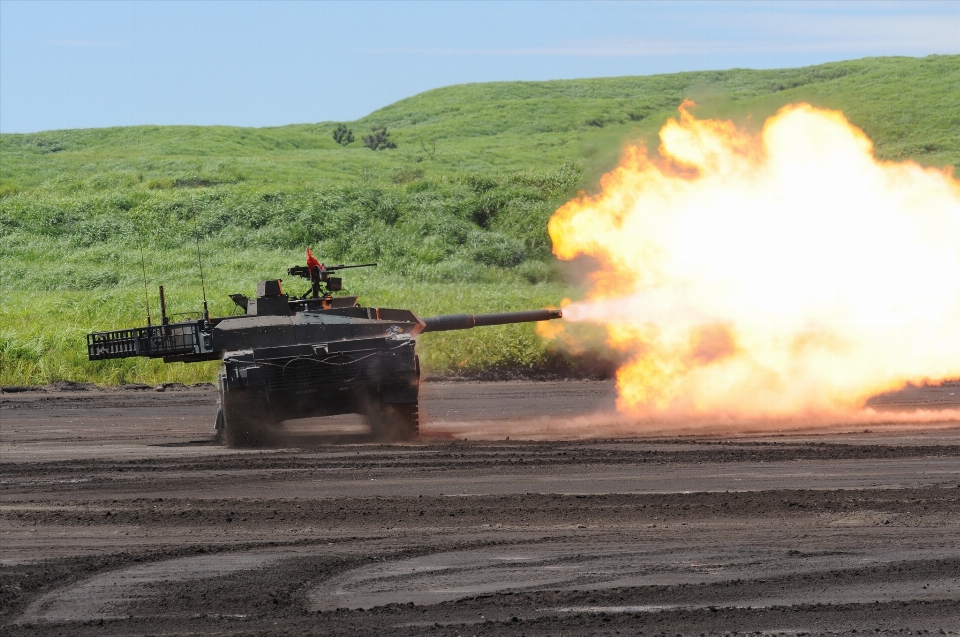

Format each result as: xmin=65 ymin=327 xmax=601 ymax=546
xmin=2 ymin=380 xmax=960 ymax=636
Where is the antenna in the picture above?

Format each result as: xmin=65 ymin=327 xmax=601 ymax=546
xmin=193 ymin=211 xmax=210 ymax=323
xmin=137 ymin=225 xmax=152 ymax=326
xmin=159 ymin=285 xmax=169 ymax=325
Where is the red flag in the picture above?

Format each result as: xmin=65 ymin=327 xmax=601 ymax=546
xmin=306 ymin=247 xmax=323 ymax=272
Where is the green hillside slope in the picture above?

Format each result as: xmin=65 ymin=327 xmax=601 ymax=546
xmin=1 ymin=55 xmax=958 ymax=385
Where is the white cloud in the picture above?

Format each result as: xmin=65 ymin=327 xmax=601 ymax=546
xmin=361 ymin=12 xmax=959 ymax=58
xmin=738 ymin=12 xmax=960 ymax=51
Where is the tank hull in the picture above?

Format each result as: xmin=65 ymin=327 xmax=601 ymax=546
xmin=217 ymin=332 xmax=420 ymax=446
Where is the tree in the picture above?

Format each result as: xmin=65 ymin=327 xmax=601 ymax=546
xmin=362 ymin=126 xmax=396 ymax=151
xmin=332 ymin=124 xmax=354 ymax=146
xmin=420 ymin=139 xmax=436 ymax=159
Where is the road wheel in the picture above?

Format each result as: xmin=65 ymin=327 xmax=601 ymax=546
xmin=221 ymin=388 xmax=281 ymax=448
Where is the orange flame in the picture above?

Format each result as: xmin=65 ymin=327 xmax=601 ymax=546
xmin=549 ymin=102 xmax=960 ymax=420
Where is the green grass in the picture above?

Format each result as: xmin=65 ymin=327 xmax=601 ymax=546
xmin=2 ymin=55 xmax=958 ymax=385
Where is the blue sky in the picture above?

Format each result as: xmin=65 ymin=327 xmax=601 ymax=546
xmin=1 ymin=1 xmax=957 ymax=133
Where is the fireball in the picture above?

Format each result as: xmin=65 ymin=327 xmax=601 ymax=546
xmin=549 ymin=102 xmax=960 ymax=419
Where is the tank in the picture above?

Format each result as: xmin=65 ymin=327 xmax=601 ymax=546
xmin=86 ymin=253 xmax=562 ymax=446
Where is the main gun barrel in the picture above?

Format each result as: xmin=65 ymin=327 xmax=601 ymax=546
xmin=420 ymin=309 xmax=562 ymax=333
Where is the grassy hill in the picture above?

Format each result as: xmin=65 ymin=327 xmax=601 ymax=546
xmin=1 ymin=55 xmax=958 ymax=386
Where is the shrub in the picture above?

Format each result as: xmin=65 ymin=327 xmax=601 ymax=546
xmin=362 ymin=127 xmax=397 ymax=151
xmin=332 ymin=124 xmax=354 ymax=146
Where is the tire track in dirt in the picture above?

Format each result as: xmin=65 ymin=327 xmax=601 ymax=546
xmin=3 ymin=383 xmax=960 ymax=635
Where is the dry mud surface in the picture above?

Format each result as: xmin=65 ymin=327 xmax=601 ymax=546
xmin=2 ymin=380 xmax=960 ymax=636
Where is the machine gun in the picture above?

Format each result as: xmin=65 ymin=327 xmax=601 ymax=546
xmin=287 ymin=262 xmax=377 ymax=298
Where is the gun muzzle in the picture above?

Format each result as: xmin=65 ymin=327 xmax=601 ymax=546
xmin=421 ymin=309 xmax=562 ymax=333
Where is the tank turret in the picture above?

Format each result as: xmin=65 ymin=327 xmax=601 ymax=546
xmin=86 ymin=250 xmax=562 ymax=446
